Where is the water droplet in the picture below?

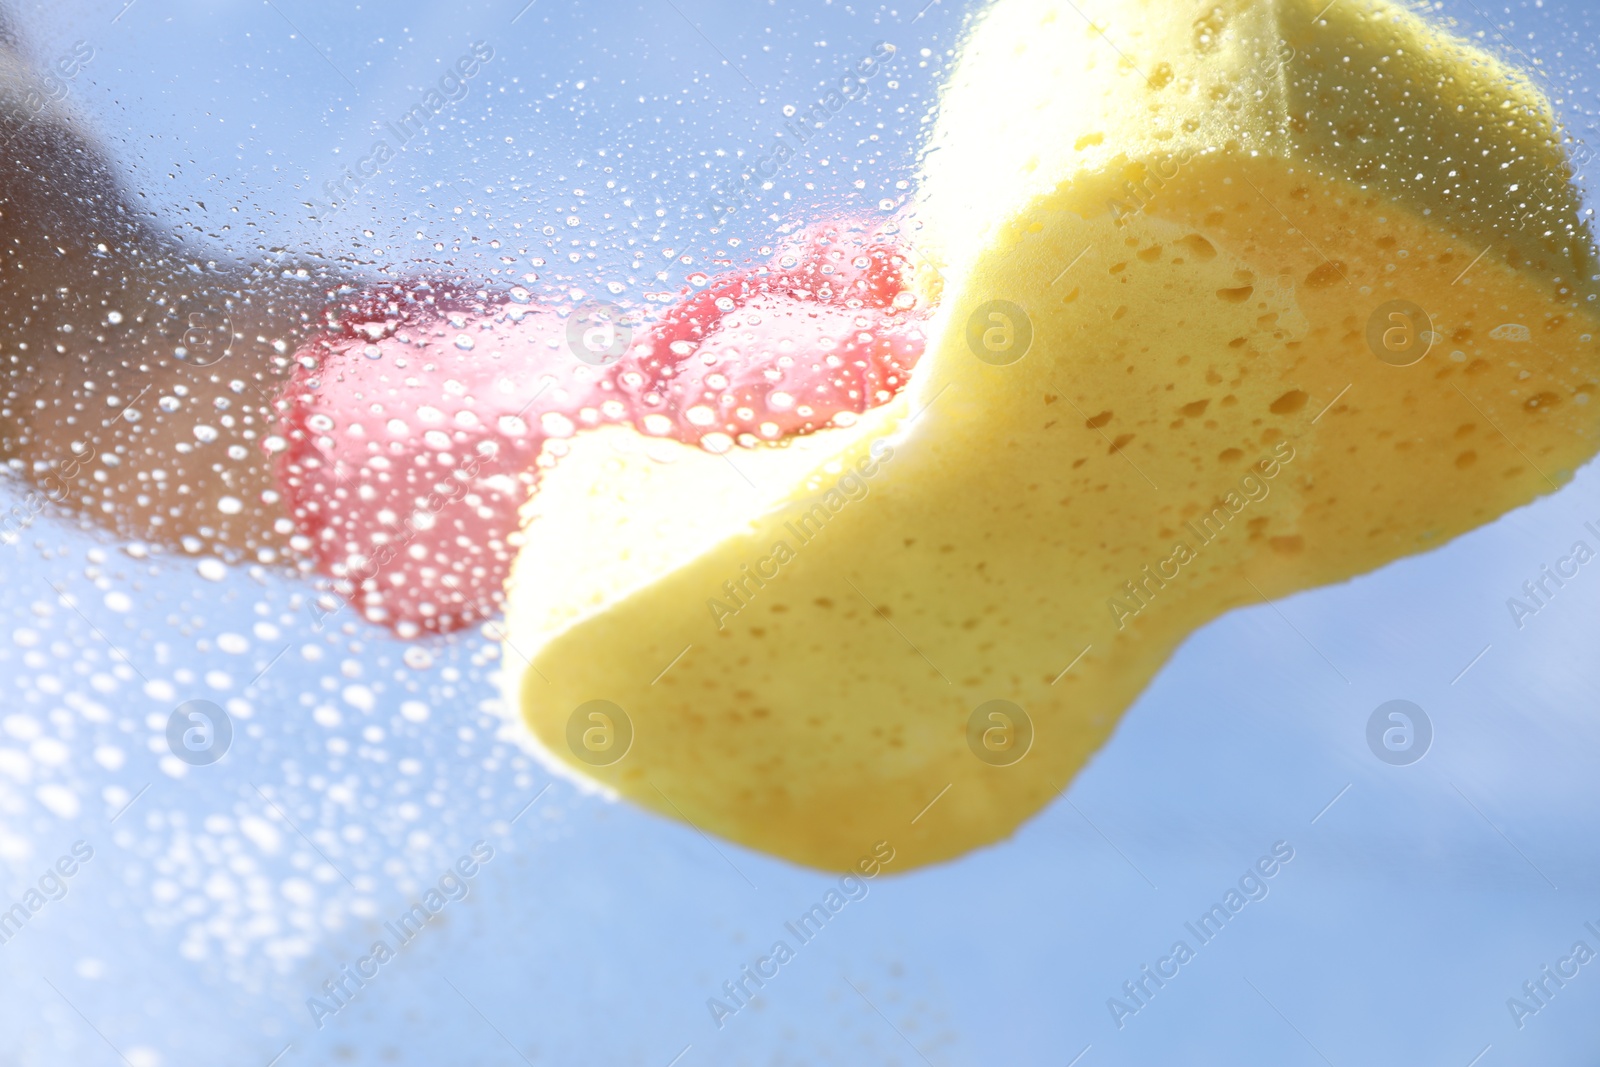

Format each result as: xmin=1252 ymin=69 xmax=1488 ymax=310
xmin=197 ymin=559 xmax=227 ymax=581
xmin=540 ymin=412 xmax=576 ymax=438
xmin=454 ymin=334 xmax=475 ymax=351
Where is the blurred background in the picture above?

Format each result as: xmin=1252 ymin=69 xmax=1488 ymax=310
xmin=0 ymin=0 xmax=1598 ymax=1063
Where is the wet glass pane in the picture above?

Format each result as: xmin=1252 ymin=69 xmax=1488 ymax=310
xmin=1 ymin=0 xmax=1597 ymax=1063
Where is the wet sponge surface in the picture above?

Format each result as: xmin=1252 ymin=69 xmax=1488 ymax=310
xmin=504 ymin=0 xmax=1599 ymax=871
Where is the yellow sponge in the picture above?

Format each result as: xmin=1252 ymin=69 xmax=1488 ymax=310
xmin=501 ymin=0 xmax=1599 ymax=871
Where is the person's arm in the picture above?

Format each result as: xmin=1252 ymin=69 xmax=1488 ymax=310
xmin=0 ymin=38 xmax=343 ymax=564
